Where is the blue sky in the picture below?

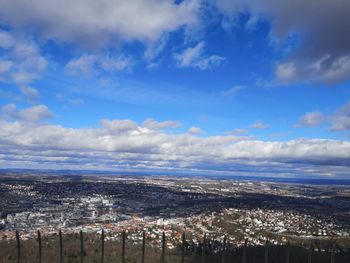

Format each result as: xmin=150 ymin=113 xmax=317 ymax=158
xmin=1 ymin=0 xmax=350 ymax=178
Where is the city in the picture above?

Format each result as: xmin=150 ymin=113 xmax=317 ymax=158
xmin=0 ymin=170 xmax=349 ymax=262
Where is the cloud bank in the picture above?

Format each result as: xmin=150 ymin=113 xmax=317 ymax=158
xmin=1 ymin=104 xmax=350 ymax=178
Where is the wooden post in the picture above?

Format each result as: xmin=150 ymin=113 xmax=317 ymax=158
xmin=101 ymin=229 xmax=105 ymax=263
xmin=242 ymin=239 xmax=247 ymax=263
xmin=221 ymin=235 xmax=226 ymax=263
xmin=201 ymin=233 xmax=206 ymax=263
xmin=16 ymin=230 xmax=20 ymax=263
xmin=59 ymin=229 xmax=63 ymax=263
xmin=330 ymin=244 xmax=335 ymax=263
xmin=161 ymin=232 xmax=166 ymax=263
xmin=264 ymin=240 xmax=269 ymax=263
xmin=80 ymin=230 xmax=84 ymax=263
xmin=307 ymin=245 xmax=312 ymax=263
xmin=285 ymin=241 xmax=290 ymax=263
xmin=37 ymin=230 xmax=42 ymax=263
xmin=141 ymin=230 xmax=145 ymax=263
xmin=122 ymin=230 xmax=126 ymax=263
xmin=181 ymin=233 xmax=185 ymax=263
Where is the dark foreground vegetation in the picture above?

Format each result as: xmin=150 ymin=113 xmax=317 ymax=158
xmin=0 ymin=231 xmax=349 ymax=263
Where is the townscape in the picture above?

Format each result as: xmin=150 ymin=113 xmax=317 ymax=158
xmin=0 ymin=171 xmax=349 ymax=252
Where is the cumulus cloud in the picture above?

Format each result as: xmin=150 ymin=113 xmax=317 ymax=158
xmin=174 ymin=41 xmax=225 ymax=70
xmin=0 ymin=0 xmax=200 ymax=48
xmin=297 ymin=111 xmax=324 ymax=127
xmin=296 ymin=101 xmax=350 ymax=132
xmin=188 ymin=126 xmax=202 ymax=135
xmin=1 ymin=104 xmax=52 ymax=123
xmin=0 ymin=104 xmax=350 ymax=177
xmin=250 ymin=120 xmax=269 ymax=129
xmin=212 ymin=0 xmax=350 ymax=84
xmin=100 ymin=119 xmax=139 ymax=134
xmin=275 ymin=63 xmax=297 ymax=84
xmin=330 ymin=101 xmax=350 ymax=131
xmin=0 ymin=30 xmax=47 ymax=85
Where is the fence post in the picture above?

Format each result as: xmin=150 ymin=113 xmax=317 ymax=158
xmin=221 ymin=235 xmax=226 ymax=263
xmin=37 ymin=230 xmax=42 ymax=263
xmin=201 ymin=233 xmax=206 ymax=263
xmin=122 ymin=230 xmax=126 ymax=263
xmin=80 ymin=230 xmax=84 ymax=263
xmin=285 ymin=241 xmax=290 ymax=263
xmin=161 ymin=232 xmax=166 ymax=263
xmin=242 ymin=239 xmax=247 ymax=263
xmin=181 ymin=233 xmax=185 ymax=263
xmin=16 ymin=230 xmax=20 ymax=263
xmin=101 ymin=229 xmax=104 ymax=263
xmin=264 ymin=240 xmax=269 ymax=263
xmin=59 ymin=229 xmax=63 ymax=263
xmin=141 ymin=230 xmax=145 ymax=263
xmin=330 ymin=244 xmax=335 ymax=263
xmin=307 ymin=245 xmax=312 ymax=263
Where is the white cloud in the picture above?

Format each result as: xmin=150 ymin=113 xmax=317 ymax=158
xmin=297 ymin=111 xmax=324 ymax=127
xmin=0 ymin=30 xmax=14 ymax=48
xmin=330 ymin=101 xmax=350 ymax=131
xmin=174 ymin=41 xmax=225 ymax=70
xmin=18 ymin=105 xmax=52 ymax=123
xmin=188 ymin=126 xmax=202 ymax=135
xmin=321 ymin=55 xmax=350 ymax=85
xmin=250 ymin=120 xmax=269 ymax=129
xmin=143 ymin=118 xmax=181 ymax=130
xmin=226 ymin=128 xmax=248 ymax=135
xmin=1 ymin=104 xmax=52 ymax=123
xmin=275 ymin=62 xmax=297 ymax=83
xmin=0 ymin=60 xmax=13 ymax=74
xmin=65 ymin=54 xmax=133 ymax=77
xmin=69 ymin=98 xmax=84 ymax=106
xmin=100 ymin=119 xmax=139 ymax=134
xmin=100 ymin=55 xmax=133 ymax=72
xmin=221 ymin=85 xmax=245 ymax=98
xmin=0 ymin=30 xmax=47 ymax=85
xmin=296 ymin=102 xmax=350 ymax=132
xmin=0 ymin=104 xmax=350 ymax=178
xmin=20 ymin=86 xmax=40 ymax=103
xmin=0 ymin=0 xmax=200 ymax=48
xmin=65 ymin=54 xmax=96 ymax=76
xmin=144 ymin=35 xmax=169 ymax=61
xmin=1 ymin=104 xmax=17 ymax=119
xmin=56 ymin=93 xmax=85 ymax=107
xmin=146 ymin=62 xmax=161 ymax=71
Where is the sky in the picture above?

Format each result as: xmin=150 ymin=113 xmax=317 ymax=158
xmin=0 ymin=0 xmax=350 ymax=179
